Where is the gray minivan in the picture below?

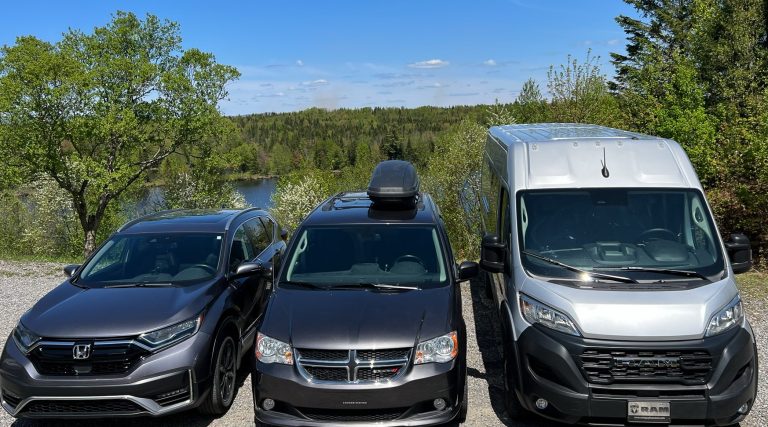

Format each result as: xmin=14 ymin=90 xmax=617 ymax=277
xmin=479 ymin=124 xmax=757 ymax=425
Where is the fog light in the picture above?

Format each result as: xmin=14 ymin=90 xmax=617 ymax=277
xmin=433 ymin=398 xmax=447 ymax=410
xmin=535 ymin=398 xmax=548 ymax=410
xmin=262 ymin=398 xmax=275 ymax=411
xmin=738 ymin=402 xmax=749 ymax=414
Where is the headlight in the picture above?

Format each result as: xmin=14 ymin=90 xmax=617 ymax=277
xmin=415 ymin=331 xmax=458 ymax=364
xmin=137 ymin=313 xmax=203 ymax=351
xmin=706 ymin=297 xmax=744 ymax=337
xmin=255 ymin=333 xmax=293 ymax=365
xmin=13 ymin=322 xmax=41 ymax=353
xmin=519 ymin=294 xmax=581 ymax=336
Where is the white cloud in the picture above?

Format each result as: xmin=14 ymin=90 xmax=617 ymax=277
xmin=607 ymin=39 xmax=620 ymax=46
xmin=296 ymin=59 xmax=304 ymax=67
xmin=408 ymin=59 xmax=449 ymax=69
xmin=483 ymin=59 xmax=497 ymax=66
xmin=301 ymin=79 xmax=329 ymax=87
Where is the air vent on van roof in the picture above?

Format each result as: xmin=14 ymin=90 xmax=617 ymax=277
xmin=367 ymin=160 xmax=420 ymax=208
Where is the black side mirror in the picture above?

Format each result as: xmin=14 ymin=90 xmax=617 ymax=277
xmin=725 ymin=233 xmax=752 ymax=274
xmin=63 ymin=264 xmax=81 ymax=278
xmin=457 ymin=261 xmax=479 ymax=281
xmin=280 ymin=228 xmax=289 ymax=241
xmin=233 ymin=261 xmax=273 ymax=279
xmin=481 ymin=234 xmax=506 ymax=274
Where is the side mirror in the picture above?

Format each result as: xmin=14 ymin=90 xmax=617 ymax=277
xmin=457 ymin=261 xmax=479 ymax=281
xmin=481 ymin=234 xmax=506 ymax=274
xmin=280 ymin=228 xmax=289 ymax=241
xmin=63 ymin=264 xmax=81 ymax=278
xmin=233 ymin=261 xmax=273 ymax=279
xmin=725 ymin=233 xmax=752 ymax=274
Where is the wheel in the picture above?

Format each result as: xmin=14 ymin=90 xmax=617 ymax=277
xmin=502 ymin=336 xmax=525 ymax=420
xmin=199 ymin=332 xmax=238 ymax=415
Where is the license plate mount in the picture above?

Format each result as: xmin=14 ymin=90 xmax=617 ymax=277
xmin=627 ymin=401 xmax=671 ymax=423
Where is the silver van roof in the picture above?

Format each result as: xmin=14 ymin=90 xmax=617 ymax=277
xmin=487 ymin=123 xmax=701 ymax=190
xmin=490 ymin=123 xmax=652 ymax=142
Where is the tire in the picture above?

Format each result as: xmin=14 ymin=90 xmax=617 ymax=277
xmin=502 ymin=335 xmax=525 ymax=420
xmin=199 ymin=332 xmax=238 ymax=415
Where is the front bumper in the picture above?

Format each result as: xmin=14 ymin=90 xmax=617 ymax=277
xmin=0 ymin=331 xmax=214 ymax=418
xmin=252 ymin=357 xmax=464 ymax=426
xmin=510 ymin=322 xmax=758 ymax=426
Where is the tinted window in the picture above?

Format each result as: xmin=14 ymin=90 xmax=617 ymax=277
xmin=230 ymin=225 xmax=256 ymax=273
xmin=79 ymin=233 xmax=222 ymax=286
xmin=518 ymin=189 xmax=725 ymax=280
xmin=260 ymin=216 xmax=275 ymax=241
xmin=281 ymin=225 xmax=448 ymax=288
xmin=246 ymin=218 xmax=271 ymax=254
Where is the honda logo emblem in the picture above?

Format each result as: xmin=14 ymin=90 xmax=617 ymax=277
xmin=72 ymin=344 xmax=91 ymax=360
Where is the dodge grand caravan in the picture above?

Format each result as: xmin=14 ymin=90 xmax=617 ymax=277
xmin=479 ymin=124 xmax=757 ymax=426
xmin=252 ymin=160 xmax=478 ymax=426
xmin=1 ymin=209 xmax=285 ymax=418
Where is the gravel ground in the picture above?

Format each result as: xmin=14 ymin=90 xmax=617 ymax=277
xmin=0 ymin=259 xmax=764 ymax=426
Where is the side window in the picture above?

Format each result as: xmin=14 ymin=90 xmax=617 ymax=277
xmin=481 ymin=156 xmax=500 ymax=235
xmin=260 ymin=216 xmax=276 ymax=242
xmin=245 ymin=218 xmax=271 ymax=255
xmin=230 ymin=225 xmax=256 ymax=273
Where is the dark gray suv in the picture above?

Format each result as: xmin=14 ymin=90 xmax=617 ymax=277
xmin=0 ymin=209 xmax=285 ymax=419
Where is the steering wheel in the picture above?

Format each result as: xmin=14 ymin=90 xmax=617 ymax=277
xmin=187 ymin=264 xmax=217 ymax=275
xmin=393 ymin=255 xmax=427 ymax=270
xmin=638 ymin=228 xmax=677 ymax=243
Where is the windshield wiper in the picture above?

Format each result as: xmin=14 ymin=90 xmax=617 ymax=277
xmin=328 ymin=282 xmax=419 ymax=291
xmin=104 ymin=282 xmax=174 ymax=288
xmin=279 ymin=280 xmax=326 ymax=290
xmin=522 ymin=250 xmax=637 ymax=284
xmin=592 ymin=266 xmax=710 ymax=281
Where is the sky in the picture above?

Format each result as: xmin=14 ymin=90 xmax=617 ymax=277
xmin=0 ymin=0 xmax=639 ymax=115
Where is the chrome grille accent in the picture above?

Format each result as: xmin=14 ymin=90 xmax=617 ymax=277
xmin=296 ymin=348 xmax=410 ymax=384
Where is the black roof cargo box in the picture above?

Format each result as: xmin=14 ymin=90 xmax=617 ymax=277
xmin=367 ymin=160 xmax=420 ymax=207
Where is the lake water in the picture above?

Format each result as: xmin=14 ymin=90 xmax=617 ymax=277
xmin=134 ymin=178 xmax=278 ymax=214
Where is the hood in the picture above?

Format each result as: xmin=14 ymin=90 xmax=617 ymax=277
xmin=520 ymin=275 xmax=739 ymax=341
xmin=21 ymin=280 xmax=218 ymax=339
xmin=261 ymin=287 xmax=454 ymax=349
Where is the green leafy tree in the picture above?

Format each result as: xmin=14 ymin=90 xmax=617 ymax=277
xmin=0 ymin=12 xmax=239 ymax=255
xmin=514 ymin=78 xmax=548 ymax=123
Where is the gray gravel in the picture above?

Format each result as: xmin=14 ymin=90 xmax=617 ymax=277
xmin=0 ymin=259 xmax=764 ymax=426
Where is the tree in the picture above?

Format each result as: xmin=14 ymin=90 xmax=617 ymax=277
xmin=0 ymin=12 xmax=239 ymax=255
xmin=547 ymin=50 xmax=622 ymax=126
xmin=515 ymin=78 xmax=548 ymax=123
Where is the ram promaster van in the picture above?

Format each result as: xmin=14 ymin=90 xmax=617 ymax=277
xmin=479 ymin=124 xmax=757 ymax=426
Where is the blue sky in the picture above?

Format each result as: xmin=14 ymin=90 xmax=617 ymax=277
xmin=0 ymin=1 xmax=639 ymax=115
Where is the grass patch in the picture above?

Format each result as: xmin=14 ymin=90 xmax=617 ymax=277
xmin=736 ymin=271 xmax=768 ymax=301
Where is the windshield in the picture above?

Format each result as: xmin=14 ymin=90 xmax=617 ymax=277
xmin=78 ymin=233 xmax=222 ymax=287
xmin=518 ymin=188 xmax=725 ymax=281
xmin=280 ymin=225 xmax=448 ymax=289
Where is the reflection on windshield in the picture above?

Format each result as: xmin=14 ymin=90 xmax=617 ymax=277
xmin=282 ymin=226 xmax=447 ymax=289
xmin=78 ymin=233 xmax=222 ymax=286
xmin=518 ymin=189 xmax=724 ymax=280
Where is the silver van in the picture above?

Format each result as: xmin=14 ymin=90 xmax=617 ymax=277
xmin=478 ymin=124 xmax=757 ymax=425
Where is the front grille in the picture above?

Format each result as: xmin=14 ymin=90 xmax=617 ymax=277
xmin=304 ymin=366 xmax=349 ymax=382
xmin=21 ymin=399 xmax=144 ymax=415
xmin=29 ymin=340 xmax=149 ymax=376
xmin=357 ymin=348 xmax=410 ymax=361
xmin=2 ymin=390 xmax=22 ymax=408
xmin=296 ymin=349 xmax=348 ymax=361
xmin=299 ymin=407 xmax=406 ymax=422
xmin=357 ymin=367 xmax=401 ymax=381
xmin=579 ymin=349 xmax=713 ymax=385
xmin=297 ymin=347 xmax=410 ymax=383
